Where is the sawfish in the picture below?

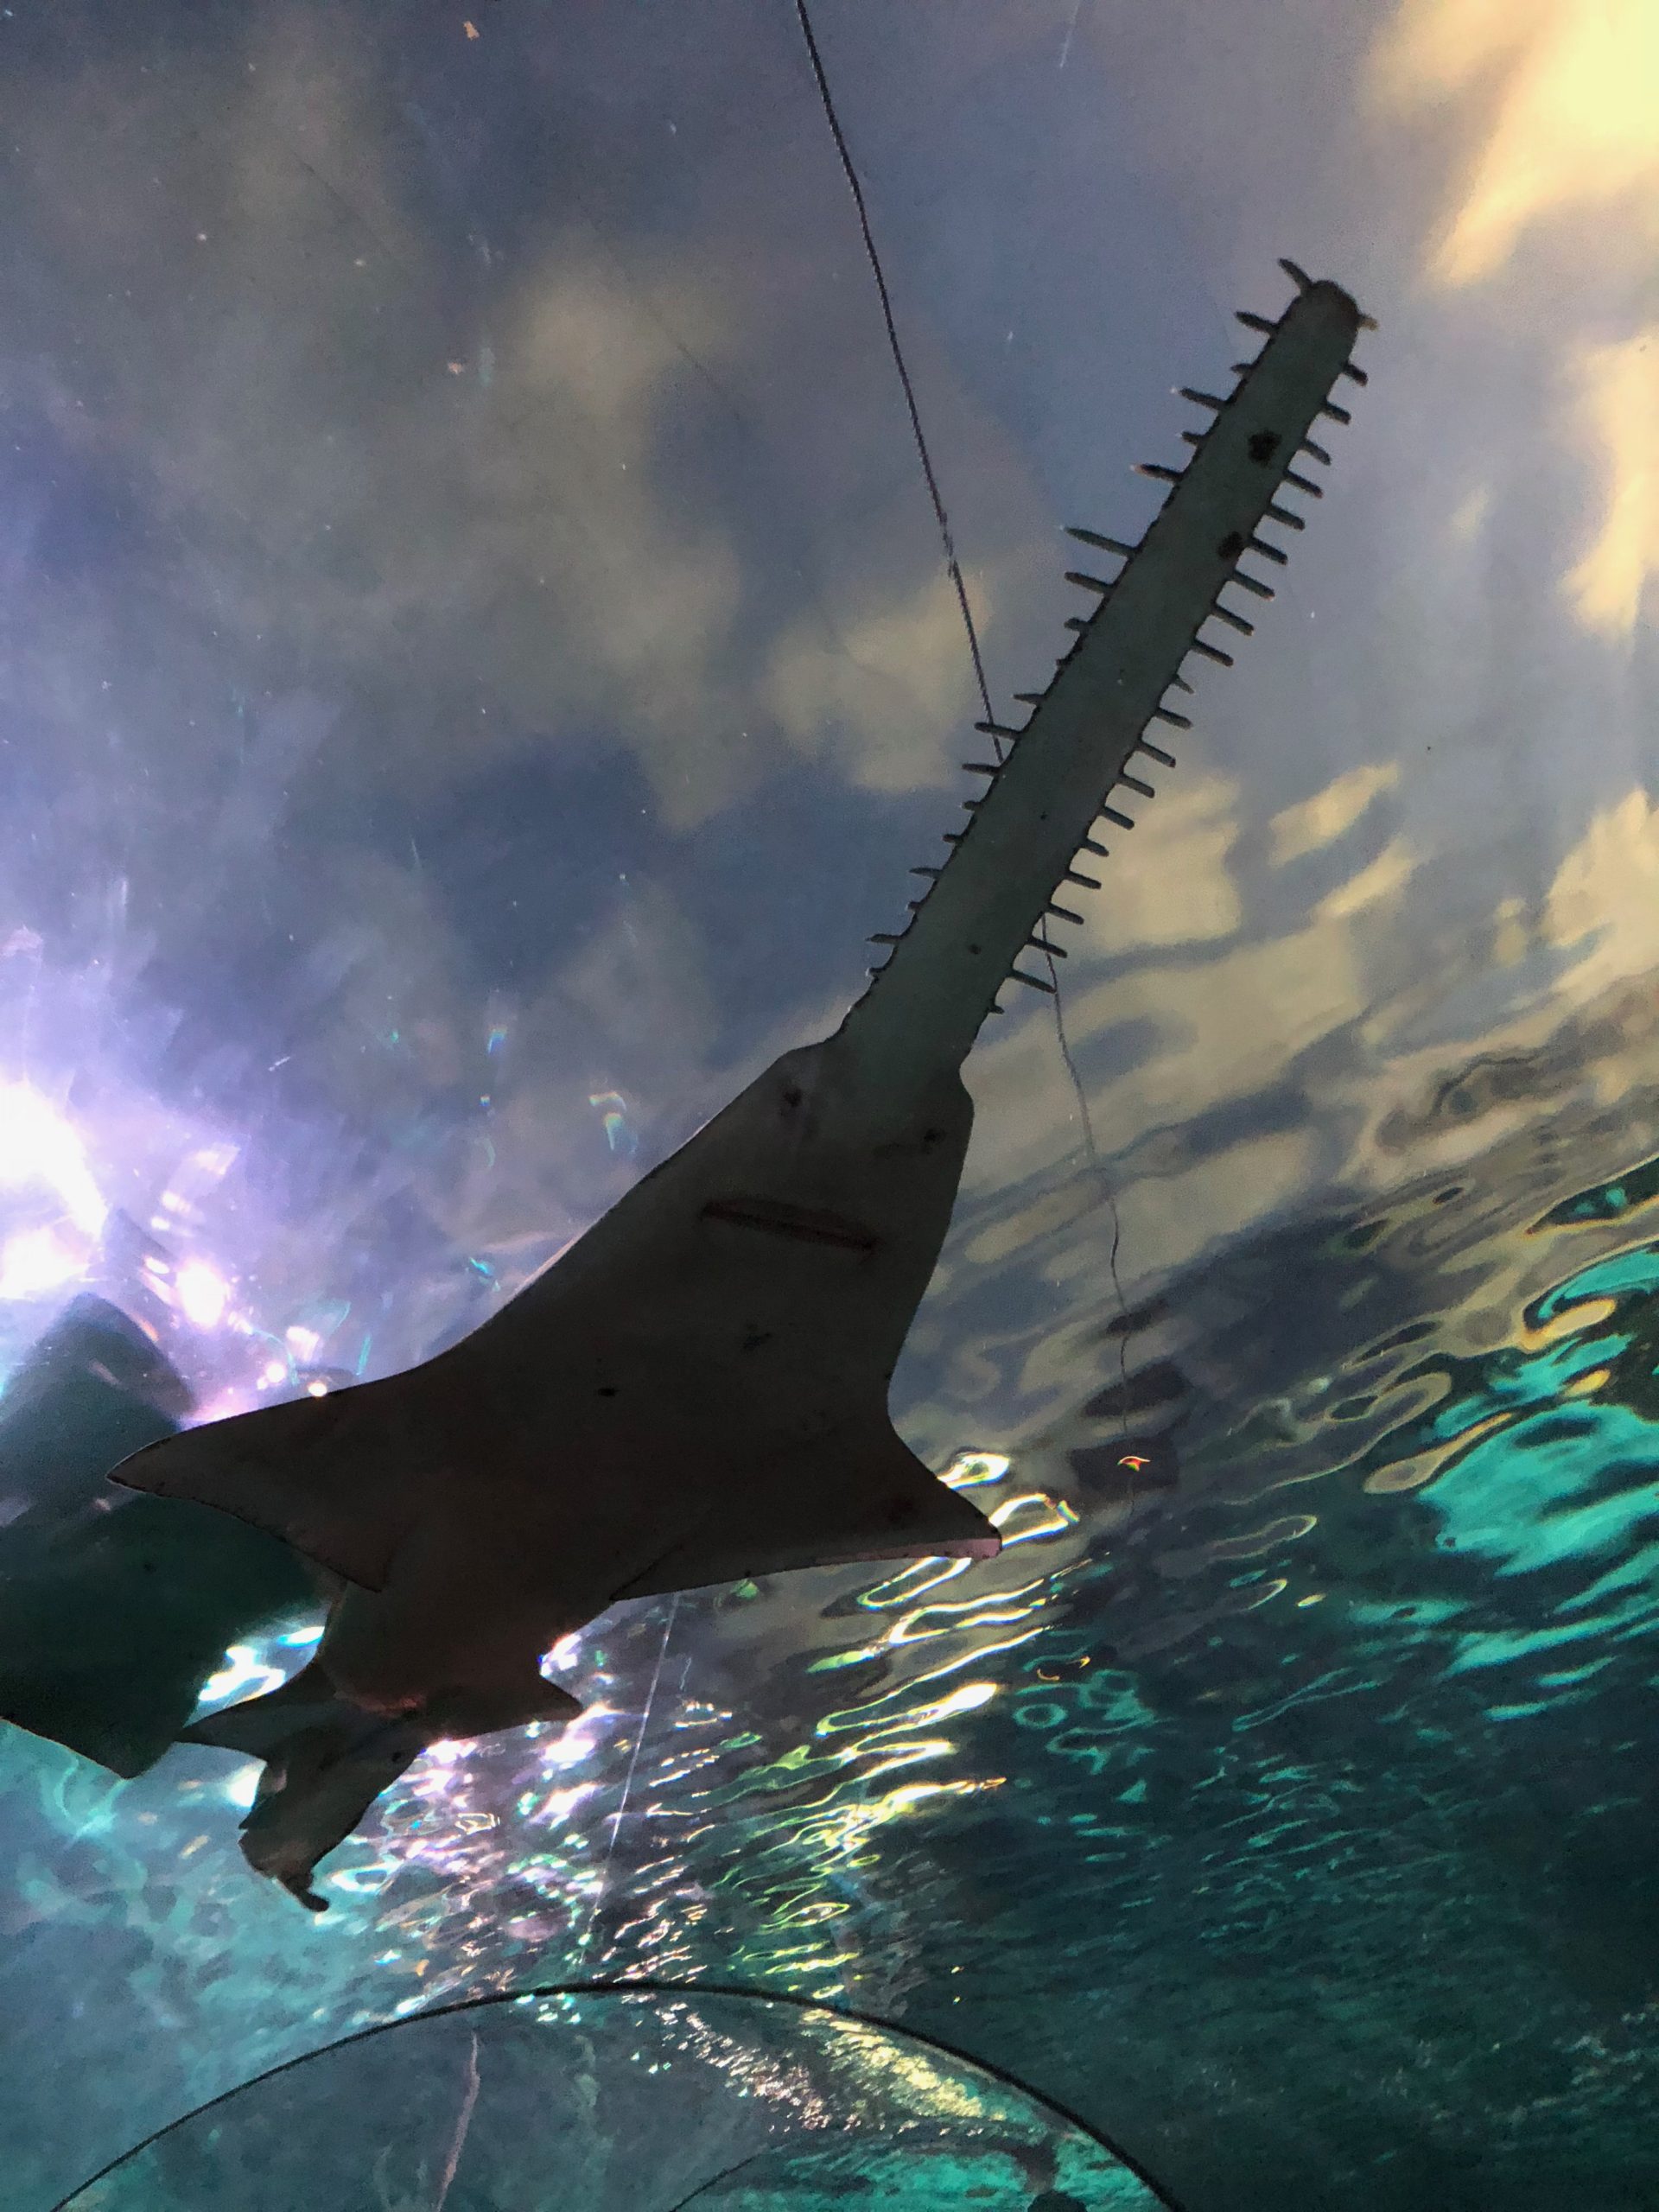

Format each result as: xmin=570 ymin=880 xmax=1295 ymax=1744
xmin=112 ymin=262 xmax=1370 ymax=1904
xmin=0 ymin=1295 xmax=316 ymax=1777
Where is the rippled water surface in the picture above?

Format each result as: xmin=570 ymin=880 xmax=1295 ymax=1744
xmin=1 ymin=4 xmax=1656 ymax=2209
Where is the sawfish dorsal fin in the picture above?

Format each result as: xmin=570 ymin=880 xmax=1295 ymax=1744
xmin=842 ymin=264 xmax=1371 ymax=1079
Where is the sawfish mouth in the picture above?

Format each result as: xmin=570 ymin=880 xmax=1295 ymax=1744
xmin=700 ymin=1195 xmax=879 ymax=1255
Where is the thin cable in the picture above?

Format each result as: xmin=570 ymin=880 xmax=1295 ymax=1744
xmin=576 ymin=1591 xmax=681 ymax=1959
xmin=793 ymin=0 xmax=993 ymax=729
xmin=1050 ymin=968 xmax=1134 ymax=1446
xmin=795 ymin=0 xmax=1135 ymax=1434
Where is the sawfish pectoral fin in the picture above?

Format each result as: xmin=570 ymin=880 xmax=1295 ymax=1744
xmin=421 ymin=1673 xmax=583 ymax=1739
xmin=614 ymin=1419 xmax=1001 ymax=1598
xmin=108 ymin=1371 xmax=433 ymax=1592
xmin=178 ymin=1657 xmax=341 ymax=1755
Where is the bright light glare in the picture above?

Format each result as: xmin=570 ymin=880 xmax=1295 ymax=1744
xmin=0 ymin=1226 xmax=85 ymax=1299
xmin=534 ymin=1783 xmax=594 ymax=1825
xmin=176 ymin=1259 xmax=230 ymax=1329
xmin=0 ymin=1082 xmax=107 ymax=1235
xmin=940 ymin=1451 xmax=1010 ymax=1490
xmin=197 ymin=1643 xmax=289 ymax=1709
xmin=1370 ymin=0 xmax=1659 ymax=289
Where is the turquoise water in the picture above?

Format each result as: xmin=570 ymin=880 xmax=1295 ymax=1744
xmin=6 ymin=1103 xmax=1658 ymax=2207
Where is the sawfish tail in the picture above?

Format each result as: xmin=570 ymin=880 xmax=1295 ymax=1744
xmin=840 ymin=262 xmax=1373 ymax=1083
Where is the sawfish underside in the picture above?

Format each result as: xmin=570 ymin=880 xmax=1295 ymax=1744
xmin=108 ymin=264 xmax=1371 ymax=1904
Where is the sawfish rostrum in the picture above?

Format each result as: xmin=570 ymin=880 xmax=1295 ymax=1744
xmin=113 ymin=266 xmax=1370 ymax=1902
